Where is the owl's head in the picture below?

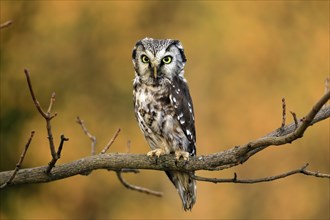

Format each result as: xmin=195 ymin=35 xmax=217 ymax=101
xmin=132 ymin=37 xmax=187 ymax=83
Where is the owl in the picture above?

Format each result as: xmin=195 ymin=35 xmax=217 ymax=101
xmin=132 ymin=37 xmax=196 ymax=211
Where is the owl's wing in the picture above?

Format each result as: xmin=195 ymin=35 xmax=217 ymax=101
xmin=169 ymin=76 xmax=196 ymax=156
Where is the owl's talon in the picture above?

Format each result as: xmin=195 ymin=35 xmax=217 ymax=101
xmin=147 ymin=149 xmax=166 ymax=158
xmin=175 ymin=151 xmax=190 ymax=161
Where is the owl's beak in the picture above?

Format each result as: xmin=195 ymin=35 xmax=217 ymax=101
xmin=153 ymin=66 xmax=157 ymax=78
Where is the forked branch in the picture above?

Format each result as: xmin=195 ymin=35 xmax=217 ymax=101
xmin=76 ymin=118 xmax=155 ymax=195
xmin=0 ymin=72 xmax=329 ymax=189
xmin=45 ymin=135 xmax=69 ymax=174
xmin=76 ymin=116 xmax=97 ymax=155
xmin=24 ymin=69 xmax=67 ymax=174
xmin=101 ymin=128 xmax=121 ymax=154
xmin=193 ymin=163 xmax=329 ymax=184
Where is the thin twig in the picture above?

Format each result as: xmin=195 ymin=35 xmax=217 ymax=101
xmin=76 ymin=116 xmax=97 ymax=155
xmin=244 ymin=91 xmax=330 ymax=159
xmin=57 ymin=134 xmax=69 ymax=158
xmin=293 ymin=91 xmax=329 ymax=137
xmin=116 ymin=171 xmax=163 ymax=197
xmin=300 ymin=167 xmax=330 ymax=178
xmin=47 ymin=92 xmax=56 ymax=115
xmin=0 ymin=131 xmax=35 ymax=189
xmin=1 ymin=86 xmax=328 ymax=186
xmin=24 ymin=69 xmax=58 ymax=164
xmin=100 ymin=128 xmax=121 ymax=154
xmin=45 ymin=111 xmax=57 ymax=160
xmin=280 ymin=97 xmax=286 ymax=130
xmin=193 ymin=163 xmax=329 ymax=184
xmin=0 ymin=20 xmax=12 ymax=29
xmin=46 ymin=135 xmax=69 ymax=174
xmin=290 ymin=111 xmax=298 ymax=129
xmin=45 ymin=92 xmax=57 ymax=159
xmin=24 ymin=69 xmax=47 ymax=118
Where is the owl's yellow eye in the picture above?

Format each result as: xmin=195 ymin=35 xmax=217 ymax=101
xmin=141 ymin=55 xmax=149 ymax=63
xmin=162 ymin=56 xmax=172 ymax=64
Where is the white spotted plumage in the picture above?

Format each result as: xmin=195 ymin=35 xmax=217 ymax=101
xmin=132 ymin=38 xmax=197 ymax=211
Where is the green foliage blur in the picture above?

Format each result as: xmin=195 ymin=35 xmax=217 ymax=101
xmin=1 ymin=1 xmax=329 ymax=219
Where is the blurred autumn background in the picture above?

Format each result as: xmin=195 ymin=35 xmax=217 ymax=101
xmin=0 ymin=1 xmax=329 ymax=219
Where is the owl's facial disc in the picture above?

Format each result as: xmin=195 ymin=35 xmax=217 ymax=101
xmin=135 ymin=43 xmax=178 ymax=82
xmin=139 ymin=52 xmax=162 ymax=79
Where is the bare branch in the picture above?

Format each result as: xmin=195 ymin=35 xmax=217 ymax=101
xmin=24 ymin=69 xmax=58 ymax=162
xmin=24 ymin=69 xmax=48 ymax=118
xmin=116 ymin=171 xmax=163 ymax=197
xmin=47 ymin=92 xmax=56 ymax=116
xmin=0 ymin=20 xmax=13 ymax=29
xmin=290 ymin=111 xmax=298 ymax=129
xmin=76 ymin=116 xmax=97 ymax=155
xmin=280 ymin=97 xmax=286 ymax=131
xmin=45 ymin=99 xmax=57 ymax=161
xmin=0 ymin=103 xmax=329 ymax=186
xmin=193 ymin=163 xmax=329 ymax=184
xmin=300 ymin=167 xmax=330 ymax=178
xmin=100 ymin=128 xmax=121 ymax=154
xmin=57 ymin=135 xmax=69 ymax=158
xmin=0 ymin=131 xmax=35 ymax=188
xmin=24 ymin=69 xmax=65 ymax=173
xmin=46 ymin=135 xmax=69 ymax=174
xmin=237 ymin=91 xmax=330 ymax=167
xmin=1 ymin=75 xmax=329 ymax=187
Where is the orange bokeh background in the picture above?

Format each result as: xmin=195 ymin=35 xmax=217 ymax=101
xmin=1 ymin=1 xmax=329 ymax=219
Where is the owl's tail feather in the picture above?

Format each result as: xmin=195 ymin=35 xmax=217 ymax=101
xmin=166 ymin=171 xmax=196 ymax=211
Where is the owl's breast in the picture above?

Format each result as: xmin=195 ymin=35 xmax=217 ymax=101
xmin=134 ymin=82 xmax=177 ymax=147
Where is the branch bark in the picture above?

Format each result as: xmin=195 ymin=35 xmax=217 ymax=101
xmin=24 ymin=69 xmax=62 ymax=174
xmin=0 ymin=20 xmax=12 ymax=29
xmin=193 ymin=163 xmax=329 ymax=184
xmin=0 ymin=95 xmax=329 ymax=187
xmin=116 ymin=171 xmax=163 ymax=197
